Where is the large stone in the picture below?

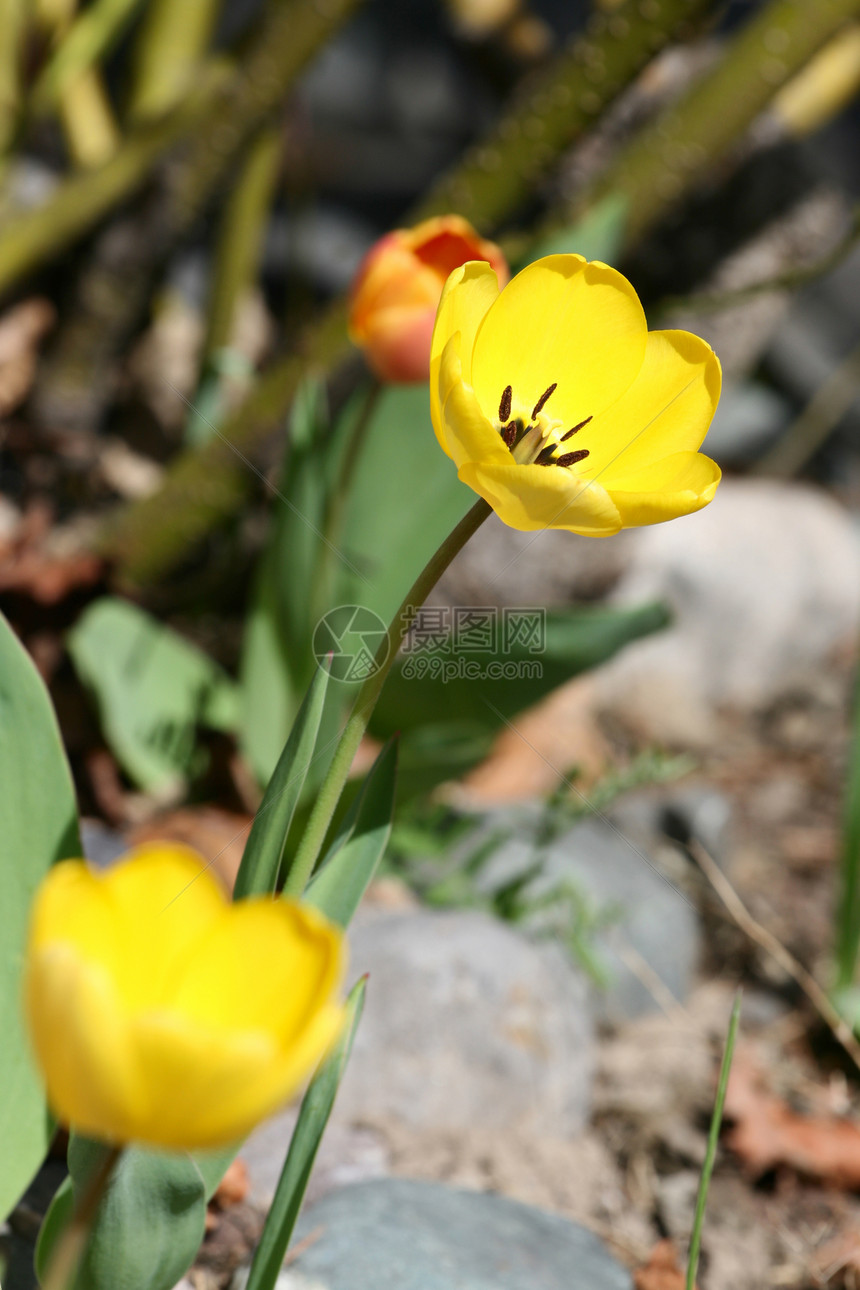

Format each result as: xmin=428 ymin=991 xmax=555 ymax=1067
xmin=233 ymin=1179 xmax=632 ymax=1290
xmin=471 ymin=805 xmax=702 ymax=1022
xmin=332 ymin=909 xmax=593 ymax=1134
xmin=594 ymin=479 xmax=860 ymax=743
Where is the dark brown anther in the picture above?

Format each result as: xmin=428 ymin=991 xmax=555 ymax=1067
xmin=535 ymin=445 xmax=558 ymax=466
xmin=499 ymin=385 xmax=513 ymax=422
xmin=556 ymin=449 xmax=590 ymax=468
xmin=561 ymin=415 xmax=593 ymax=442
xmin=501 ymin=423 xmax=517 ymax=449
xmin=531 ymin=383 xmax=557 ymax=419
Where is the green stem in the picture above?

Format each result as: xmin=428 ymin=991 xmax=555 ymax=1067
xmin=580 ymin=0 xmax=860 ymax=248
xmin=203 ymin=126 xmax=282 ymax=363
xmin=0 ymin=0 xmax=24 ymax=159
xmin=686 ymin=993 xmax=741 ymax=1290
xmin=129 ymin=0 xmax=220 ymax=121
xmin=283 ymin=498 xmax=492 ymax=897
xmin=31 ymin=0 xmax=145 ymax=114
xmin=41 ymin=1145 xmax=122 ymax=1290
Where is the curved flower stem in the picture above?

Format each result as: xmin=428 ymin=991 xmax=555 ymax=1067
xmin=284 ymin=497 xmax=492 ymax=898
xmin=41 ymin=1144 xmax=122 ymax=1290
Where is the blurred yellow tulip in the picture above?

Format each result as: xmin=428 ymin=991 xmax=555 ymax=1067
xmin=430 ymin=254 xmax=722 ymax=535
xmin=25 ymin=844 xmax=345 ymax=1150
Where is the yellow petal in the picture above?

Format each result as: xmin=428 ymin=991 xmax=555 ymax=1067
xmin=438 ymin=338 xmax=511 ymax=469
xmin=430 ymin=260 xmax=500 ymax=456
xmin=581 ymin=330 xmax=721 ymax=481
xmin=469 ymin=256 xmax=647 ymax=427
xmin=102 ymin=844 xmax=228 ymax=1010
xmin=170 ymin=899 xmax=345 ymax=1038
xmin=606 ymin=451 xmax=721 ymax=527
xmin=129 ymin=1002 xmax=344 ymax=1149
xmin=458 ymin=459 xmax=622 ymax=535
xmin=25 ymin=945 xmax=144 ymax=1144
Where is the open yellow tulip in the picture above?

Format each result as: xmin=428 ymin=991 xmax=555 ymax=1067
xmin=24 ymin=844 xmax=345 ymax=1150
xmin=430 ymin=254 xmax=721 ymax=535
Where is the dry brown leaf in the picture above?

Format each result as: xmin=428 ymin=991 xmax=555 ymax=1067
xmin=211 ymin=1159 xmax=250 ymax=1209
xmin=726 ymin=1048 xmax=860 ymax=1189
xmin=634 ymin=1240 xmax=695 ymax=1290
xmin=455 ymin=675 xmax=608 ymax=805
xmin=0 ymin=298 xmax=55 ymax=416
xmin=128 ymin=806 xmax=253 ymax=894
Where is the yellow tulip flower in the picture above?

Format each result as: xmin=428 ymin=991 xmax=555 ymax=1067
xmin=430 ymin=254 xmax=721 ymax=535
xmin=24 ymin=844 xmax=345 ymax=1150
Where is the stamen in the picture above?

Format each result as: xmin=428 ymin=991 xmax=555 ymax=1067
xmin=561 ymin=415 xmax=593 ymax=442
xmin=501 ymin=423 xmax=517 ymax=449
xmin=556 ymin=449 xmax=590 ymax=468
xmin=535 ymin=445 xmax=558 ymax=466
xmin=499 ymin=385 xmax=513 ymax=422
xmin=531 ymin=383 xmax=557 ymax=419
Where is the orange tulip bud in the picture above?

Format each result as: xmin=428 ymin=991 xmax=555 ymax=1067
xmin=348 ymin=215 xmax=509 ymax=383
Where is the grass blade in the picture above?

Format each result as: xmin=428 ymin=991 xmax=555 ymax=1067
xmin=686 ymin=990 xmax=742 ymax=1290
xmin=244 ymin=978 xmax=366 ymax=1290
xmin=233 ymin=662 xmax=330 ymax=900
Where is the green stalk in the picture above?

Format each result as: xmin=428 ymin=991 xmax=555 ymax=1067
xmin=835 ymin=674 xmax=860 ymax=993
xmin=31 ymin=0 xmax=145 ymax=114
xmin=203 ymin=126 xmax=281 ymax=363
xmin=0 ymin=0 xmax=24 ymax=158
xmin=58 ymin=67 xmax=120 ymax=168
xmin=686 ymin=992 xmax=741 ymax=1290
xmin=413 ymin=0 xmax=712 ymax=230
xmin=129 ymin=0 xmax=221 ymax=121
xmin=40 ymin=1146 xmax=122 ymax=1290
xmin=582 ymin=0 xmax=860 ymax=246
xmin=0 ymin=67 xmax=228 ymax=296
xmin=283 ymin=498 xmax=492 ymax=897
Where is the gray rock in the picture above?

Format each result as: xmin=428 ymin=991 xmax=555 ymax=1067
xmin=80 ymin=819 xmax=127 ymax=870
xmin=473 ymin=811 xmax=700 ymax=1022
xmin=703 ymin=381 xmax=790 ymax=465
xmin=594 ymin=479 xmax=860 ymax=743
xmin=333 ymin=909 xmax=593 ymax=1134
xmin=233 ymin=1179 xmax=632 ymax=1290
xmin=241 ymin=1110 xmax=389 ymax=1210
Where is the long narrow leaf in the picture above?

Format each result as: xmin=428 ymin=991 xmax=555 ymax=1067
xmin=686 ymin=991 xmax=742 ymax=1290
xmin=0 ymin=612 xmax=80 ymax=1221
xmin=234 ymin=662 xmax=331 ymax=899
xmin=244 ymin=978 xmax=366 ymax=1290
xmin=305 ymin=737 xmax=397 ymax=927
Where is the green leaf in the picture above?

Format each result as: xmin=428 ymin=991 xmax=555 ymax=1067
xmin=244 ymin=979 xmax=366 ymax=1290
xmin=370 ymin=602 xmax=670 ymax=738
xmin=0 ymin=611 xmax=80 ymax=1222
xmin=36 ymin=1137 xmax=206 ymax=1290
xmin=333 ymin=383 xmax=474 ymax=627
xmin=234 ymin=661 xmax=331 ymax=900
xmin=238 ymin=378 xmax=335 ymax=784
xmin=68 ymin=597 xmax=238 ymax=793
xmin=306 ymin=738 xmax=397 ymax=927
xmin=524 ymin=193 xmax=629 ymax=265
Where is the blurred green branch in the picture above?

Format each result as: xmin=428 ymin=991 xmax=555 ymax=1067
xmin=0 ymin=0 xmax=25 ymax=158
xmin=654 ymin=201 xmax=860 ymax=318
xmin=0 ymin=0 xmax=362 ymax=302
xmin=129 ymin=0 xmax=221 ymax=121
xmin=413 ymin=0 xmax=713 ymax=229
xmin=104 ymin=0 xmax=714 ymax=583
xmin=0 ymin=69 xmax=227 ymax=296
xmin=580 ymin=0 xmax=860 ymax=246
xmin=31 ymin=0 xmax=145 ymax=114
